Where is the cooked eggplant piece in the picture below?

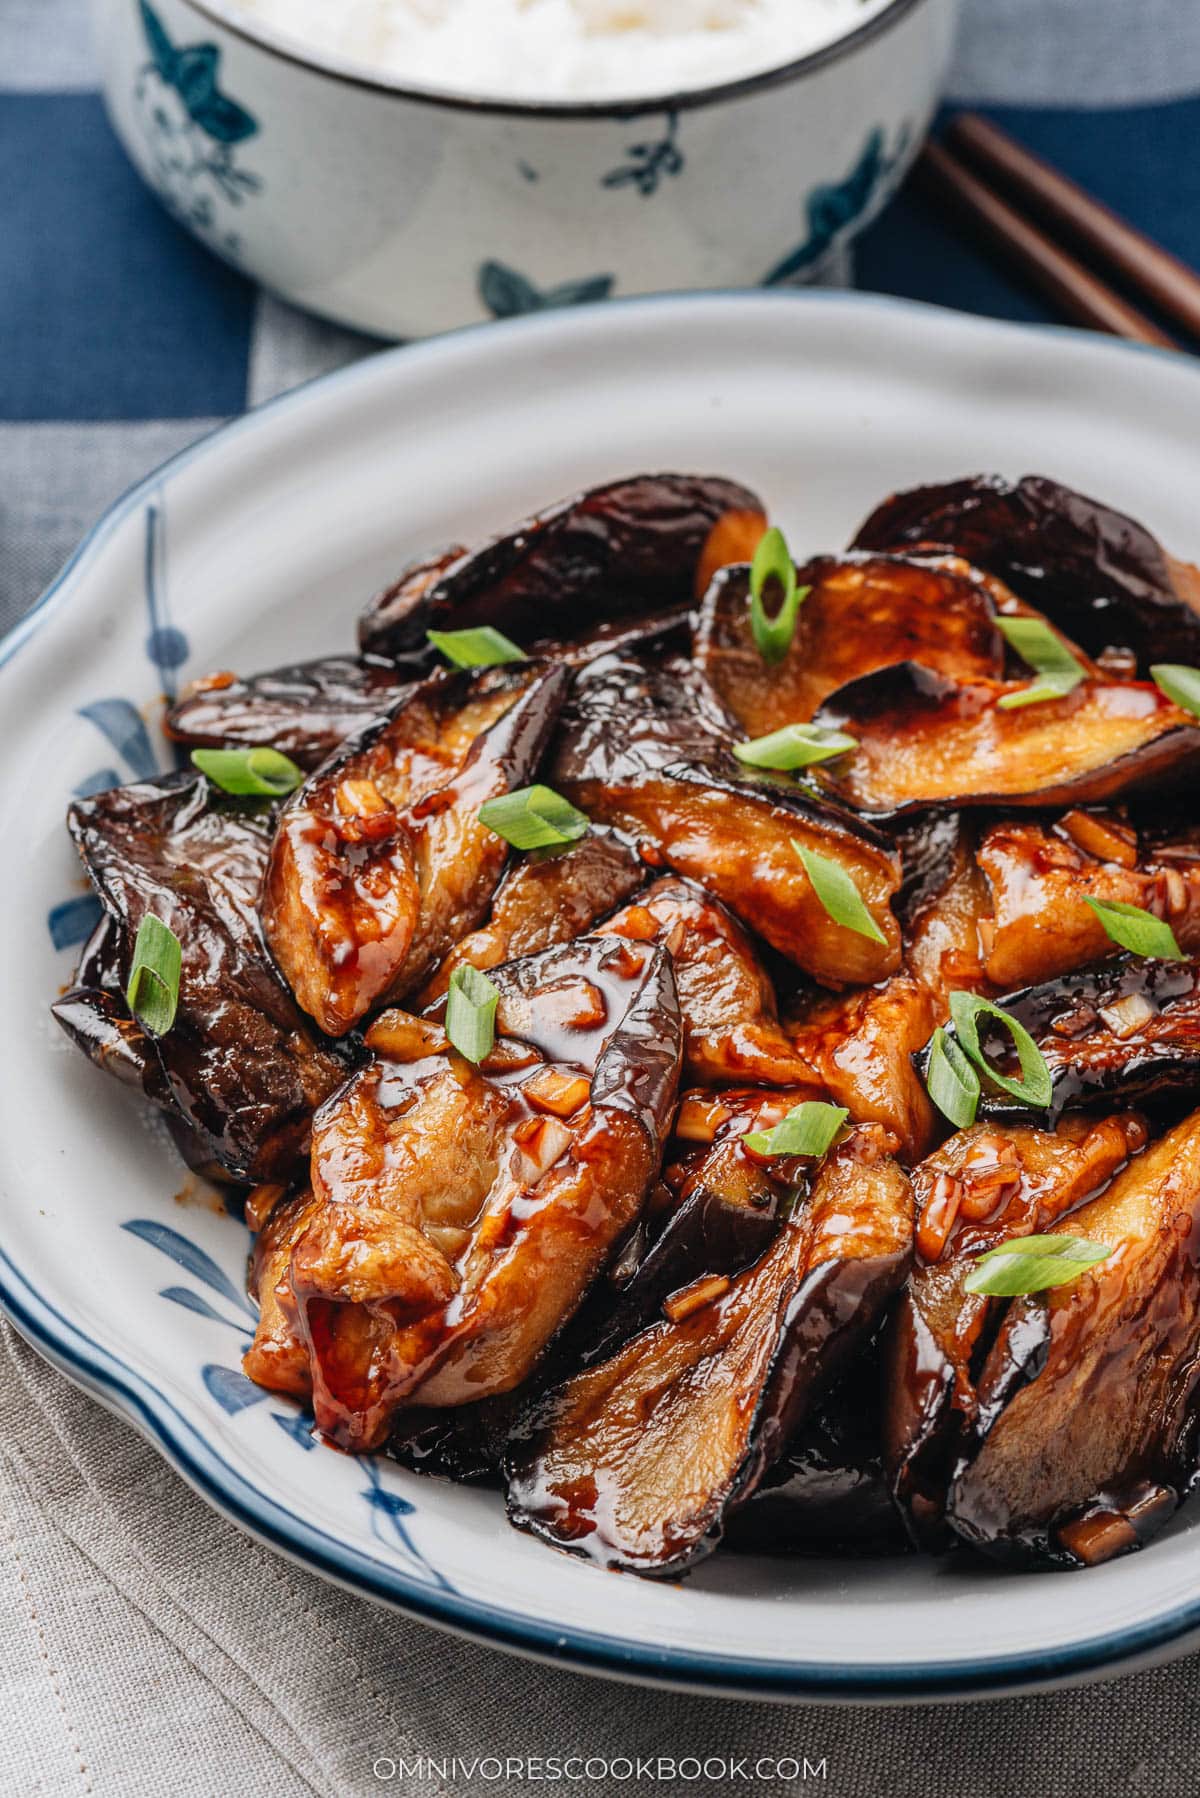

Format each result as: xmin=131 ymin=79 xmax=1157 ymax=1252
xmin=54 ymin=772 xmax=352 ymax=1184
xmin=386 ymin=1397 xmax=519 ymax=1485
xmin=262 ymin=661 xmax=568 ymax=1036
xmin=244 ymin=1186 xmax=323 ymax=1400
xmin=552 ymin=652 xmax=902 ymax=987
xmin=884 ymin=1114 xmax=1147 ymax=1548
xmin=726 ymin=1347 xmax=907 ymax=1556
xmin=813 ymin=662 xmax=1200 ymax=817
xmin=246 ymin=936 xmax=682 ymax=1450
xmin=54 ymin=911 xmax=165 ymax=1100
xmin=575 ymin=1134 xmax=782 ymax=1370
xmin=418 ymin=827 xmax=644 ymax=1004
xmin=853 ymin=474 xmax=1200 ymax=667
xmin=946 ymin=956 xmax=1200 ymax=1122
xmin=165 ymin=657 xmax=415 ymax=770
xmin=356 ymin=545 xmax=468 ymax=662
xmin=946 ymin=1107 xmax=1200 ymax=1567
xmin=693 ymin=554 xmax=1004 ymax=737
xmin=384 ymin=1139 xmax=780 ymax=1482
xmin=599 ymin=876 xmax=822 ymax=1087
xmin=358 ymin=474 xmax=767 ymax=659
xmin=506 ymin=1127 xmax=912 ymax=1576
xmin=896 ymin=813 xmax=993 ymax=1007
xmin=787 ymin=977 xmax=937 ymax=1162
xmin=978 ymin=816 xmax=1200 ymax=990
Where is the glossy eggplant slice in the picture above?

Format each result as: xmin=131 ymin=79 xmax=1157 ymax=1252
xmin=262 ymin=661 xmax=569 ymax=1036
xmin=726 ymin=1347 xmax=907 ymax=1556
xmin=244 ymin=1186 xmax=323 ymax=1400
xmin=946 ymin=1108 xmax=1200 ymax=1567
xmin=896 ymin=813 xmax=993 ymax=1008
xmin=551 ymin=652 xmax=902 ymax=987
xmin=814 ymin=662 xmax=1200 ymax=817
xmin=575 ymin=1133 xmax=783 ymax=1370
xmin=418 ymin=827 xmax=644 ymax=1004
xmin=384 ymin=1138 xmax=781 ymax=1483
xmin=356 ymin=545 xmax=467 ymax=662
xmin=884 ymin=1113 xmax=1147 ymax=1549
xmin=949 ymin=956 xmax=1200 ymax=1122
xmin=165 ymin=657 xmax=415 ymax=770
xmin=357 ymin=474 xmax=767 ymax=659
xmin=978 ymin=816 xmax=1200 ymax=990
xmin=853 ymin=474 xmax=1200 ymax=667
xmin=693 ymin=554 xmax=1004 ymax=737
xmin=599 ymin=876 xmax=822 ymax=1087
xmin=506 ymin=1128 xmax=912 ymax=1576
xmin=246 ymin=936 xmax=682 ymax=1450
xmin=787 ymin=977 xmax=937 ymax=1163
xmin=54 ymin=912 xmax=165 ymax=1101
xmin=54 ymin=772 xmax=352 ymax=1185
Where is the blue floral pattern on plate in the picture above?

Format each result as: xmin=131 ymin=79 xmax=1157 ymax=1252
xmin=123 ymin=1214 xmax=457 ymax=1592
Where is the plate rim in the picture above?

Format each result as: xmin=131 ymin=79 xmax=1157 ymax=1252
xmin=7 ymin=288 xmax=1200 ymax=1701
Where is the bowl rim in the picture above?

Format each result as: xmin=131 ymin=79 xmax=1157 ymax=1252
xmin=7 ymin=289 xmax=1200 ymax=1701
xmin=177 ymin=0 xmax=931 ymax=121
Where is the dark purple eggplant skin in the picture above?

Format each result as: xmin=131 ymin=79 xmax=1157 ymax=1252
xmin=725 ymin=1350 xmax=908 ymax=1557
xmin=357 ymin=474 xmax=765 ymax=659
xmin=54 ymin=771 xmax=355 ymax=1184
xmin=388 ymin=1398 xmax=516 ymax=1486
xmin=852 ymin=473 xmax=1200 ymax=667
xmin=919 ymin=955 xmax=1200 ymax=1123
xmin=551 ymin=648 xmax=737 ymax=785
xmin=164 ymin=656 xmax=418 ymax=770
xmin=54 ymin=913 xmax=160 ymax=1097
xmin=574 ymin=1176 xmax=781 ymax=1372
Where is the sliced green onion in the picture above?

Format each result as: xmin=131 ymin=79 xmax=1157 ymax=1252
xmin=748 ymin=528 xmax=809 ymax=665
xmin=478 ymin=785 xmax=589 ymax=851
xmin=925 ymin=1026 xmax=981 ymax=1130
xmin=743 ymin=1101 xmax=849 ymax=1159
xmin=948 ymin=991 xmax=1053 ymax=1109
xmin=1151 ymin=663 xmax=1200 ymax=718
xmin=963 ymin=1233 xmax=1112 ymax=1298
xmin=997 ymin=679 xmax=1081 ymax=712
xmin=445 ymin=964 xmax=500 ymax=1064
xmin=793 ymin=841 xmax=887 ymax=945
xmin=427 ymin=626 xmax=527 ymax=669
xmin=191 ymin=747 xmax=305 ymax=797
xmin=996 ymin=616 xmax=1086 ymax=710
xmin=1083 ymin=895 xmax=1184 ymax=961
xmin=125 ymin=914 xmax=182 ymax=1039
xmin=732 ymin=723 xmax=858 ymax=772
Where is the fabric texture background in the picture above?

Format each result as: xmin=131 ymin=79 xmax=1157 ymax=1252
xmin=5 ymin=2 xmax=1200 ymax=1792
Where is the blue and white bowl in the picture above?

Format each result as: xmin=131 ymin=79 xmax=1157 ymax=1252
xmin=91 ymin=0 xmax=959 ymax=337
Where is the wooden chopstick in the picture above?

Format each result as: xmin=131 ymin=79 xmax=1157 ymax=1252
xmin=915 ymin=138 xmax=1178 ymax=349
xmin=947 ymin=112 xmax=1200 ymax=344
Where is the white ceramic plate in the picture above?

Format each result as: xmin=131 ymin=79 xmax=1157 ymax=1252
xmin=6 ymin=293 xmax=1200 ymax=1702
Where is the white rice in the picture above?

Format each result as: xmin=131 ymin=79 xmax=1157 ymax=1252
xmin=229 ymin=0 xmax=892 ymax=103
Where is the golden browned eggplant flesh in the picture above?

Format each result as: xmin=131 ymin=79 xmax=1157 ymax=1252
xmin=53 ymin=468 xmax=1200 ymax=1580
